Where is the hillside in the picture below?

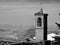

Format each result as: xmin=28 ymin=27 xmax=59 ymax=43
xmin=0 ymin=24 xmax=36 ymax=42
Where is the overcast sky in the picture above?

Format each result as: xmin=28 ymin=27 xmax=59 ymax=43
xmin=0 ymin=0 xmax=60 ymax=28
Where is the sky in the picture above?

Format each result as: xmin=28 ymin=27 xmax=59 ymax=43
xmin=0 ymin=0 xmax=60 ymax=28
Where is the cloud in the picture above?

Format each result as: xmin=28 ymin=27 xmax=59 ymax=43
xmin=0 ymin=0 xmax=60 ymax=2
xmin=27 ymin=0 xmax=60 ymax=3
xmin=0 ymin=0 xmax=60 ymax=4
xmin=0 ymin=0 xmax=60 ymax=3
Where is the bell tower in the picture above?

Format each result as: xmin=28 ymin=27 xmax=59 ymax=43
xmin=34 ymin=8 xmax=48 ymax=42
xmin=35 ymin=8 xmax=44 ymax=29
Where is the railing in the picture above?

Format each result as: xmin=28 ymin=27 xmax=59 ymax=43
xmin=0 ymin=39 xmax=60 ymax=45
xmin=0 ymin=40 xmax=43 ymax=45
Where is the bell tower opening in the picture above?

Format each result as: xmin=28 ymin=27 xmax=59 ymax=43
xmin=37 ymin=17 xmax=42 ymax=27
